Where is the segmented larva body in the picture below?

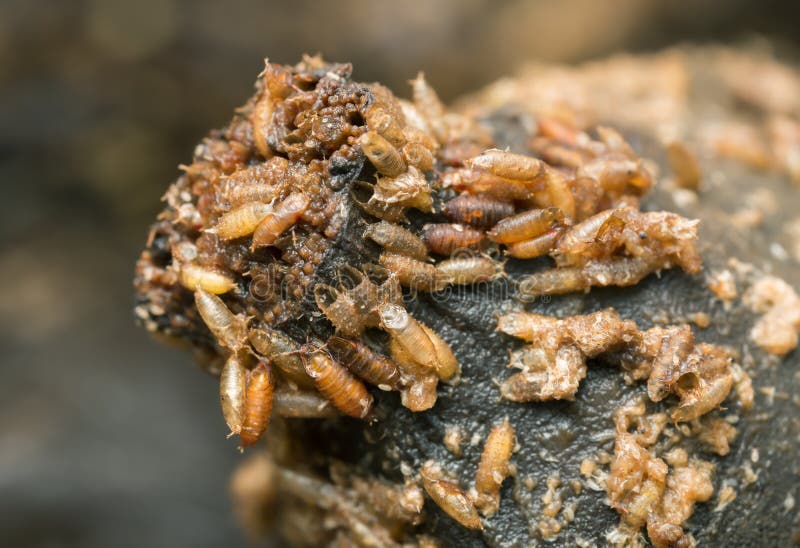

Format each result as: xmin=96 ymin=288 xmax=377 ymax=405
xmin=360 ymin=131 xmax=406 ymax=177
xmin=220 ymin=353 xmax=248 ymax=435
xmin=388 ymin=336 xmax=439 ymax=411
xmin=436 ymin=256 xmax=499 ymax=285
xmin=487 ymin=207 xmax=565 ymax=244
xmin=194 ymin=289 xmax=248 ymax=352
xmin=467 ymin=149 xmax=544 ymax=181
xmin=273 ymin=388 xmax=338 ymax=418
xmin=411 ymin=73 xmax=447 ymax=141
xmin=379 ymin=252 xmax=451 ymax=292
xmin=251 ymin=192 xmax=310 ymax=249
xmin=212 ymin=201 xmax=273 ymax=240
xmin=327 ymin=336 xmax=405 ymax=391
xmin=442 ymin=193 xmax=515 ymax=229
xmin=379 ymin=304 xmax=439 ymax=372
xmin=517 ymin=267 xmax=588 ymax=297
xmin=248 ymin=328 xmax=315 ymax=389
xmin=179 ymin=263 xmax=236 ymax=294
xmin=240 ymin=362 xmax=274 ymax=447
xmin=474 ymin=419 xmax=516 ymax=516
xmin=364 ymin=221 xmax=429 ymax=261
xmin=304 ymin=351 xmax=374 ymax=420
xmin=420 ymin=461 xmax=483 ymax=530
xmin=421 ymin=223 xmax=485 ymax=256
xmin=505 ymin=228 xmax=565 ymax=259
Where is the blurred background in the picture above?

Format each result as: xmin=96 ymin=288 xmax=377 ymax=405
xmin=1 ymin=1 xmax=798 ymax=546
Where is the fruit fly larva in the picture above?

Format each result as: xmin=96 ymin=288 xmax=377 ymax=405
xmin=466 ymin=149 xmax=544 ymax=181
xmin=442 ymin=193 xmax=515 ymax=229
xmin=220 ymin=353 xmax=248 ymax=436
xmin=363 ymin=221 xmax=429 ymax=261
xmin=505 ymin=227 xmax=565 ymax=259
xmin=360 ymin=130 xmax=406 ymax=177
xmin=420 ymin=461 xmax=483 ymax=530
xmin=179 ymin=263 xmax=236 ymax=294
xmin=379 ymin=252 xmax=451 ymax=292
xmin=251 ymin=192 xmax=310 ymax=249
xmin=250 ymin=91 xmax=274 ymax=158
xmin=365 ymin=107 xmax=406 ymax=148
xmin=211 ymin=201 xmax=273 ymax=241
xmin=303 ymin=348 xmax=374 ymax=420
xmin=402 ymin=142 xmax=435 ymax=172
xmin=239 ymin=361 xmax=275 ymax=447
xmin=350 ymin=181 xmax=408 ymax=223
xmin=540 ymin=166 xmax=577 ymax=219
xmin=216 ymin=180 xmax=277 ymax=210
xmin=379 ymin=304 xmax=439 ymax=372
xmin=473 ymin=418 xmax=516 ymax=516
xmin=436 ymin=256 xmax=500 ymax=285
xmin=273 ymin=387 xmax=338 ymax=418
xmin=517 ymin=267 xmax=588 ymax=297
xmin=419 ymin=324 xmax=460 ymax=383
xmin=328 ymin=336 xmax=405 ymax=391
xmin=487 ymin=207 xmax=565 ymax=244
xmin=248 ymin=327 xmax=315 ymax=389
xmin=420 ymin=223 xmax=485 ymax=257
xmin=194 ymin=289 xmax=248 ymax=352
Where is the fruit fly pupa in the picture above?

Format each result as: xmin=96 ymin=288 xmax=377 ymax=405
xmin=373 ymin=166 xmax=433 ymax=212
xmin=248 ymin=328 xmax=315 ymax=389
xmin=363 ymin=221 xmax=429 ymax=261
xmin=411 ymin=73 xmax=447 ymax=141
xmin=211 ymin=201 xmax=273 ymax=241
xmin=443 ymin=169 xmax=533 ymax=201
xmin=420 ymin=461 xmax=483 ymax=530
xmin=314 ymin=284 xmax=366 ymax=337
xmin=250 ymin=92 xmax=274 ymax=158
xmin=273 ymin=387 xmax=338 ymax=418
xmin=350 ymin=181 xmax=408 ymax=223
xmin=303 ymin=349 xmax=374 ymax=420
xmin=365 ymin=107 xmax=406 ymax=148
xmin=179 ymin=263 xmax=236 ymax=294
xmin=517 ymin=267 xmax=587 ymax=296
xmin=251 ymin=192 xmax=310 ymax=249
xmin=379 ymin=252 xmax=451 ymax=291
xmin=505 ymin=227 xmax=565 ymax=259
xmin=539 ymin=166 xmax=577 ymax=220
xmin=220 ymin=353 xmax=248 ymax=435
xmin=442 ymin=193 xmax=515 ymax=229
xmin=327 ymin=336 xmax=405 ymax=391
xmin=487 ymin=207 xmax=565 ymax=244
xmin=474 ymin=419 xmax=516 ymax=516
xmin=436 ymin=256 xmax=500 ymax=285
xmin=240 ymin=362 xmax=274 ymax=447
xmin=420 ymin=224 xmax=485 ymax=256
xmin=194 ymin=289 xmax=248 ymax=351
xmin=360 ymin=131 xmax=406 ymax=177
xmin=388 ymin=336 xmax=439 ymax=411
xmin=418 ymin=324 xmax=459 ymax=382
xmin=402 ymin=142 xmax=435 ymax=172
xmin=379 ymin=304 xmax=439 ymax=372
xmin=466 ymin=149 xmax=544 ymax=181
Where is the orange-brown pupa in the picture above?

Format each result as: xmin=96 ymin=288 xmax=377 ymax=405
xmin=436 ymin=256 xmax=499 ymax=285
xmin=240 ymin=362 xmax=274 ymax=447
xmin=250 ymin=91 xmax=274 ymax=158
xmin=474 ymin=418 xmax=516 ymax=516
xmin=327 ymin=336 xmax=405 ymax=391
xmin=442 ymin=193 xmax=515 ymax=229
xmin=420 ymin=461 xmax=483 ymax=530
xmin=466 ymin=149 xmax=544 ymax=181
xmin=220 ymin=353 xmax=248 ymax=435
xmin=505 ymin=228 xmax=564 ymax=259
xmin=211 ymin=201 xmax=273 ymax=241
xmin=360 ymin=131 xmax=406 ymax=177
xmin=194 ymin=289 xmax=248 ymax=352
xmin=379 ymin=252 xmax=451 ymax=292
xmin=364 ymin=221 xmax=429 ymax=261
xmin=419 ymin=324 xmax=460 ymax=382
xmin=251 ymin=192 xmax=310 ymax=249
xmin=421 ymin=223 xmax=485 ymax=257
xmin=379 ymin=304 xmax=439 ymax=372
xmin=304 ymin=350 xmax=374 ymax=420
xmin=179 ymin=263 xmax=236 ymax=294
xmin=487 ymin=207 xmax=565 ymax=244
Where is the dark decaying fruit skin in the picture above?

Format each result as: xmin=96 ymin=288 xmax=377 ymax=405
xmin=134 ymin=53 xmax=800 ymax=546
